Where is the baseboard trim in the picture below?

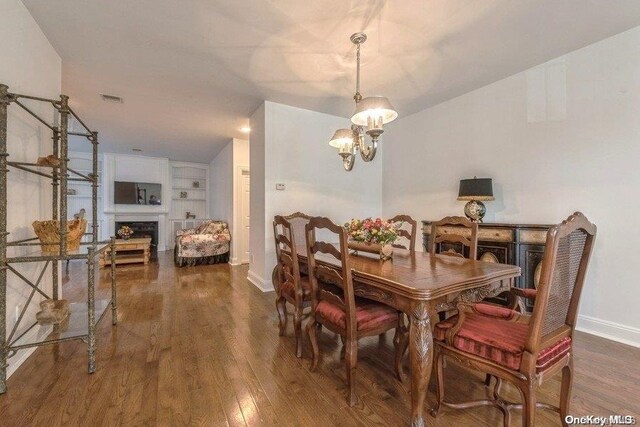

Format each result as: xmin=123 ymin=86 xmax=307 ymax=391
xmin=577 ymin=314 xmax=640 ymax=348
xmin=7 ymin=325 xmax=53 ymax=378
xmin=247 ymin=270 xmax=274 ymax=292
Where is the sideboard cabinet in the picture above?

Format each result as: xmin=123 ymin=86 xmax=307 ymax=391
xmin=422 ymin=220 xmax=550 ymax=310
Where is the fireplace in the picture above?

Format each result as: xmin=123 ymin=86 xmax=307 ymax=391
xmin=115 ymin=221 xmax=159 ymax=260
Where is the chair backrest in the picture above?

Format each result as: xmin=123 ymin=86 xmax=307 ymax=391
xmin=273 ymin=216 xmax=302 ymax=301
xmin=430 ymin=216 xmax=478 ymax=260
xmin=283 ymin=211 xmax=313 ymax=252
xmin=526 ymin=212 xmax=596 ymax=357
xmin=389 ymin=214 xmax=417 ymax=252
xmin=305 ymin=217 xmax=356 ymax=337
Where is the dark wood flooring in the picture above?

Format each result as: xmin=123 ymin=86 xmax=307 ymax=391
xmin=1 ymin=252 xmax=638 ymax=426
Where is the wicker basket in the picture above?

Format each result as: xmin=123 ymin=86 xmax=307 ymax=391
xmin=32 ymin=219 xmax=87 ymax=254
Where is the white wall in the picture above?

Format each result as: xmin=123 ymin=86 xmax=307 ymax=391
xmin=1 ymin=0 xmax=61 ymax=376
xmin=249 ymin=104 xmax=266 ymax=287
xmin=209 ymin=141 xmax=233 ymax=224
xmin=383 ymin=26 xmax=640 ymax=347
xmin=249 ymin=101 xmax=383 ymax=290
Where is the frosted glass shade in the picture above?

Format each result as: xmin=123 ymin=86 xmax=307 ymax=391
xmin=351 ymin=96 xmax=398 ymax=127
xmin=328 ymin=128 xmax=355 ymax=149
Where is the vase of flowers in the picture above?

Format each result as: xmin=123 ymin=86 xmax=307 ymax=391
xmin=117 ymin=225 xmax=134 ymax=240
xmin=344 ymin=218 xmax=398 ymax=260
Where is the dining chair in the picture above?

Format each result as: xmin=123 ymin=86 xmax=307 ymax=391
xmin=430 ymin=212 xmax=596 ymax=427
xmin=430 ymin=215 xmax=478 ymax=260
xmin=305 ymin=216 xmax=407 ymax=406
xmin=389 ymin=214 xmax=417 ymax=252
xmin=273 ymin=215 xmax=312 ymax=358
xmin=283 ymin=211 xmax=313 ymax=251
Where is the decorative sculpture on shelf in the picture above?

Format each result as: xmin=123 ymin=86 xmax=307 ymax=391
xmin=74 ymin=208 xmax=86 ymax=220
xmin=36 ymin=154 xmax=61 ymax=167
xmin=32 ymin=218 xmax=87 ymax=253
xmin=35 ymin=299 xmax=69 ymax=325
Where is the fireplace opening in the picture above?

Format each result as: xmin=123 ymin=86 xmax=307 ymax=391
xmin=114 ymin=221 xmax=159 ymax=260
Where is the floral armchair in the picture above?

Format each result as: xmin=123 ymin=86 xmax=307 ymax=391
xmin=174 ymin=220 xmax=231 ymax=266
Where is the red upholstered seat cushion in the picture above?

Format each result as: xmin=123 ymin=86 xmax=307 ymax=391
xmin=281 ymin=276 xmax=312 ymax=300
xmin=316 ymin=300 xmax=398 ymax=332
xmin=435 ymin=310 xmax=571 ymax=371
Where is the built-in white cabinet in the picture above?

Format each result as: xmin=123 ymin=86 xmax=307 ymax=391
xmin=169 ymin=161 xmax=210 ymax=248
xmin=170 ymin=162 xmax=209 ymax=220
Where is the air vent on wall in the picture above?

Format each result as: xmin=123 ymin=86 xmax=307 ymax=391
xmin=100 ymin=93 xmax=123 ymax=103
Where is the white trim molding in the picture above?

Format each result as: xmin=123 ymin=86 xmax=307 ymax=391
xmin=247 ymin=270 xmax=274 ymax=292
xmin=7 ymin=325 xmax=53 ymax=378
xmin=577 ymin=315 xmax=640 ymax=348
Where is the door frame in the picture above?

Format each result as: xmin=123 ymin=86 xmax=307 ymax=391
xmin=232 ymin=164 xmax=250 ymax=265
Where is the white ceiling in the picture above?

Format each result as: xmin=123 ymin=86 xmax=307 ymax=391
xmin=22 ymin=0 xmax=640 ymax=162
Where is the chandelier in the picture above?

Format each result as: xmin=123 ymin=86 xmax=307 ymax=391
xmin=328 ymin=32 xmax=398 ymax=171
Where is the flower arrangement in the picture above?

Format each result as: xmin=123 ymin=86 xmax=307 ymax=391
xmin=117 ymin=225 xmax=134 ymax=240
xmin=344 ymin=218 xmax=398 ymax=245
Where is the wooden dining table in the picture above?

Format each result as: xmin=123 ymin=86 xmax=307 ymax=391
xmin=280 ymin=246 xmax=521 ymax=427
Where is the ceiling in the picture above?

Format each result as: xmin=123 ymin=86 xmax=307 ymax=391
xmin=23 ymin=0 xmax=640 ymax=162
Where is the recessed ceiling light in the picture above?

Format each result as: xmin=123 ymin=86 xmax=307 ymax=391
xmin=132 ymin=148 xmax=142 ymax=152
xmin=100 ymin=93 xmax=123 ymax=103
xmin=240 ymin=126 xmax=251 ymax=133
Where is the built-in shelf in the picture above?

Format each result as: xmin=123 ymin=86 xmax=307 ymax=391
xmin=169 ymin=162 xmax=209 ymax=247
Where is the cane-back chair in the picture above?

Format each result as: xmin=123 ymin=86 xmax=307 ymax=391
xmin=431 ymin=212 xmax=596 ymax=427
xmin=305 ymin=216 xmax=406 ymax=406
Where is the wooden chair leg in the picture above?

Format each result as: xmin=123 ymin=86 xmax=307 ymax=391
xmin=293 ymin=307 xmax=303 ymax=358
xmin=276 ymin=297 xmax=287 ymax=336
xmin=520 ymin=383 xmax=537 ymax=427
xmin=345 ymin=338 xmax=358 ymax=407
xmin=430 ymin=348 xmax=445 ymax=417
xmin=393 ymin=316 xmax=409 ymax=381
xmin=560 ymin=360 xmax=573 ymax=427
xmin=306 ymin=320 xmax=319 ymax=370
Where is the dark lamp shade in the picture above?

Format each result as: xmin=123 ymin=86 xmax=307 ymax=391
xmin=457 ymin=178 xmax=494 ymax=201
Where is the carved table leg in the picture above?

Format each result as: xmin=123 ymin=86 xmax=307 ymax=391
xmin=409 ymin=302 xmax=433 ymax=427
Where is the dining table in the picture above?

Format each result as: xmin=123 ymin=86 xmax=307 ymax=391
xmin=278 ymin=245 xmax=521 ymax=427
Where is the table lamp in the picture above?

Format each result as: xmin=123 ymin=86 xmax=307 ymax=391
xmin=457 ymin=177 xmax=494 ymax=222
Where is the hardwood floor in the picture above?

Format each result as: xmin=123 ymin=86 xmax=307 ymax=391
xmin=1 ymin=252 xmax=639 ymax=426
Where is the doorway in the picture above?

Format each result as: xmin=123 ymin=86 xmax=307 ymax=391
xmin=235 ymin=167 xmax=250 ymax=264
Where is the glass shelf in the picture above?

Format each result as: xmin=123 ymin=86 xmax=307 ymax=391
xmin=10 ymin=299 xmax=111 ymax=350
xmin=172 ymin=175 xmax=206 ymax=180
xmin=7 ymin=242 xmax=110 ymax=262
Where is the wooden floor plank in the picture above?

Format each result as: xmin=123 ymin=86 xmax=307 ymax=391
xmin=1 ymin=253 xmax=639 ymax=426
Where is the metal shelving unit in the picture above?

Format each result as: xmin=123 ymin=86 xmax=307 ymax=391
xmin=0 ymin=83 xmax=117 ymax=393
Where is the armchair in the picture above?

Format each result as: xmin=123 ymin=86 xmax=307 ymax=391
xmin=431 ymin=212 xmax=596 ymax=427
xmin=174 ymin=220 xmax=231 ymax=267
